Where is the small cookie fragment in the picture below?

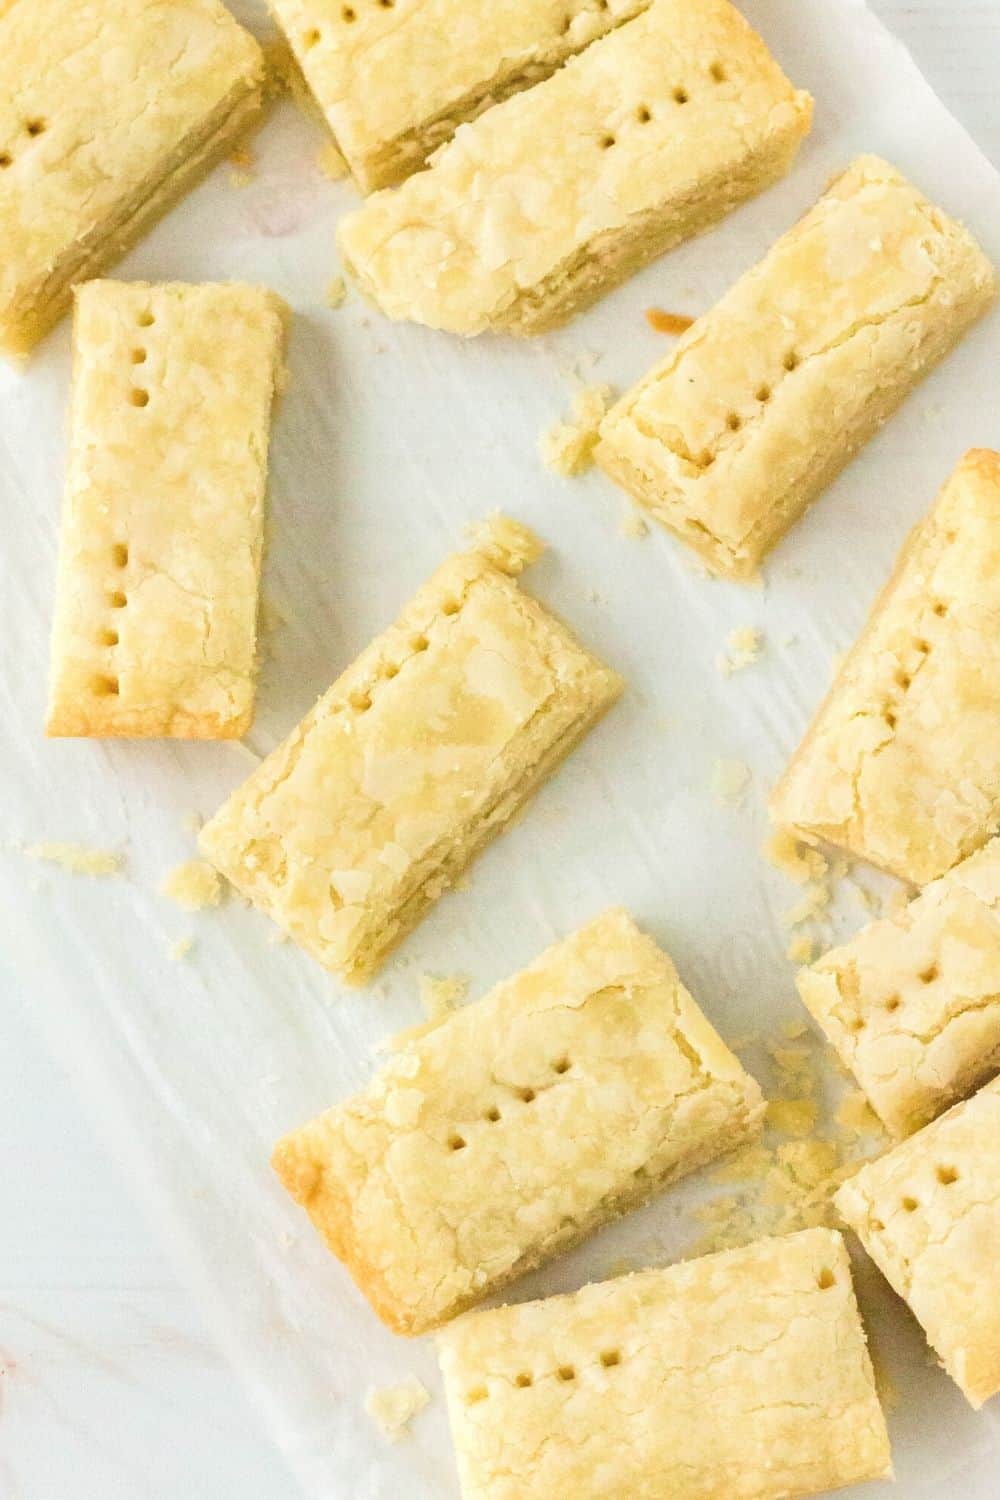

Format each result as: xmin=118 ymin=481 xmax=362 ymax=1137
xmin=162 ymin=860 xmax=223 ymax=911
xmin=364 ymin=1377 xmax=430 ymax=1441
xmin=771 ymin=450 xmax=1000 ymax=883
xmin=25 ymin=841 xmax=123 ymax=877
xmin=539 ymin=385 xmax=614 ymax=477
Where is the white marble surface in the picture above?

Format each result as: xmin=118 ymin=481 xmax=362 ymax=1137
xmin=1 ymin=3 xmax=997 ymax=1496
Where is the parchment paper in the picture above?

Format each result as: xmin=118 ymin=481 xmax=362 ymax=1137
xmin=2 ymin=1 xmax=999 ymax=1493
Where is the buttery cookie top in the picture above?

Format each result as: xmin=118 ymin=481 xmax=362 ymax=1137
xmin=798 ymin=835 xmax=1000 ymax=1136
xmin=337 ymin=0 xmax=811 ymax=333
xmin=0 ymin=0 xmax=263 ymax=341
xmin=271 ymin=0 xmax=652 ymax=190
xmin=272 ymin=908 xmax=763 ymax=1333
xmin=772 ymin=448 xmax=1000 ymax=884
xmin=439 ymin=1228 xmax=891 ymax=1500
xmin=836 ymin=1077 xmax=1000 ymax=1408
xmin=597 ymin=155 xmax=995 ymax=569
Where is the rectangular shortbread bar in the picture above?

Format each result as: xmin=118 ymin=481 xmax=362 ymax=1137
xmin=771 ymin=450 xmax=1000 ymax=884
xmin=199 ymin=523 xmax=622 ymax=982
xmin=272 ymin=908 xmax=765 ymax=1334
xmin=596 ymin=156 xmax=996 ymax=578
xmin=0 ymin=0 xmax=265 ymax=357
xmin=47 ymin=282 xmax=286 ymax=740
xmin=270 ymin=0 xmax=653 ymax=194
xmin=438 ymin=1227 xmax=892 ymax=1500
xmin=836 ymin=1077 xmax=1000 ymax=1408
xmin=337 ymin=0 xmax=811 ymax=336
xmin=799 ymin=836 xmax=1000 ymax=1138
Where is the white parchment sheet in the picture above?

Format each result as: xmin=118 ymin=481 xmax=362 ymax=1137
xmin=2 ymin=1 xmax=1000 ymax=1494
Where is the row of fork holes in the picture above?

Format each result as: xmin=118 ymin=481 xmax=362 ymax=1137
xmin=694 ymin=354 xmax=798 ymax=470
xmin=302 ymin=0 xmax=394 ymax=39
xmin=130 ymin=308 xmax=155 ymax=408
xmin=847 ymin=963 xmax=940 ymax=1033
xmin=598 ymin=64 xmax=726 ymax=148
xmin=448 ymin=1058 xmax=571 ymax=1151
xmin=92 ymin=308 xmax=157 ymax=694
xmin=870 ymin=1166 xmax=960 ymax=1229
xmin=344 ymin=598 xmax=461 ymax=714
xmin=465 ymin=1265 xmax=838 ymax=1405
xmin=92 ymin=542 xmax=129 ymax=696
xmin=0 ymin=117 xmax=46 ymax=170
xmin=881 ymin=603 xmax=948 ymax=729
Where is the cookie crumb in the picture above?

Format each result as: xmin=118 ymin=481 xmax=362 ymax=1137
xmin=620 ymin=507 xmax=649 ymax=539
xmin=763 ymin=829 xmax=828 ymax=885
xmin=364 ymin=1378 xmax=430 ymax=1441
xmin=465 ymin=513 xmax=544 ymax=575
xmin=168 ymin=936 xmax=195 ymax=962
xmin=325 ymin=275 xmax=347 ymax=309
xmin=717 ymin=625 xmax=763 ymax=677
xmin=418 ymin=972 xmax=469 ymax=1020
xmin=539 ymin=384 xmax=613 ymax=477
xmin=162 ymin=860 xmax=222 ymax=911
xmin=711 ymin=758 xmax=750 ymax=806
xmin=26 ymin=841 xmax=123 ymax=877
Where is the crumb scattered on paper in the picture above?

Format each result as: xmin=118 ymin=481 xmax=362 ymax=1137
xmin=317 ymin=140 xmax=349 ymax=181
xmin=538 ymin=384 xmax=613 ymax=477
xmin=465 ymin=513 xmax=544 ymax=575
xmin=168 ymin=936 xmax=195 ymax=962
xmin=763 ymin=830 xmax=828 ymax=886
xmin=229 ymin=144 xmax=255 ymax=171
xmin=325 ymin=275 xmax=347 ymax=309
xmin=766 ymin=1098 xmax=819 ymax=1138
xmin=364 ymin=1379 xmax=430 ymax=1441
xmin=645 ymin=308 xmax=695 ymax=335
xmin=620 ymin=507 xmax=648 ymax=539
xmin=782 ymin=880 xmax=832 ymax=928
xmin=712 ymin=758 xmax=750 ymax=806
xmin=687 ymin=1023 xmax=888 ymax=1258
xmin=418 ymin=972 xmax=469 ymax=1020
xmin=162 ymin=860 xmax=222 ymax=911
xmin=26 ymin=842 xmax=123 ymax=877
xmin=229 ymin=170 xmax=253 ymax=189
xmin=267 ymin=928 xmax=290 ymax=946
xmin=785 ymin=933 xmax=815 ymax=965
xmin=717 ymin=625 xmax=763 ymax=677
xmin=835 ymin=1090 xmax=881 ymax=1137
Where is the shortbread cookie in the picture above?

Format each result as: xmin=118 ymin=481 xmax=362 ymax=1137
xmin=47 ymin=282 xmax=286 ymax=739
xmin=836 ymin=1077 xmax=1000 ymax=1408
xmin=771 ymin=450 xmax=1000 ymax=884
xmin=272 ymin=908 xmax=765 ymax=1334
xmin=799 ymin=837 xmax=1000 ymax=1137
xmin=0 ymin=0 xmax=265 ymax=357
xmin=596 ymin=156 xmax=996 ymax=577
xmin=337 ymin=0 xmax=811 ymax=335
xmin=199 ymin=524 xmax=622 ymax=982
xmin=270 ymin=0 xmax=652 ymax=193
xmin=438 ymin=1228 xmax=892 ymax=1499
